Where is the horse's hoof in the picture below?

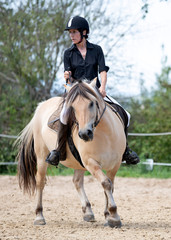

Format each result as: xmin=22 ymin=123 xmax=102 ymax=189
xmin=34 ymin=218 xmax=46 ymax=225
xmin=104 ymin=218 xmax=122 ymax=228
xmin=83 ymin=214 xmax=95 ymax=222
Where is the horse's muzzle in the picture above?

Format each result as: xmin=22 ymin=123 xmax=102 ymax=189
xmin=78 ymin=129 xmax=93 ymax=142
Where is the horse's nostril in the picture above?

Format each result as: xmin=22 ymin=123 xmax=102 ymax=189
xmin=78 ymin=129 xmax=93 ymax=141
xmin=78 ymin=132 xmax=82 ymax=138
xmin=87 ymin=129 xmax=93 ymax=137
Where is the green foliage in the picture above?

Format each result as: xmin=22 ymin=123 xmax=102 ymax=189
xmin=0 ymin=0 xmax=113 ymax=171
xmin=0 ymin=138 xmax=17 ymax=174
xmin=0 ymin=0 xmax=72 ymax=101
xmin=47 ymin=164 xmax=74 ymax=176
xmin=128 ymin=62 xmax=171 ymax=163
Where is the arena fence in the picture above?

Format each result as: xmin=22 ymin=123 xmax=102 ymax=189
xmin=0 ymin=133 xmax=171 ymax=170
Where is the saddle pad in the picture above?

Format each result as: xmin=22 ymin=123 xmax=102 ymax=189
xmin=48 ymin=108 xmax=61 ymax=133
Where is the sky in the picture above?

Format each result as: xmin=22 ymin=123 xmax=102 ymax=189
xmin=100 ymin=0 xmax=171 ymax=97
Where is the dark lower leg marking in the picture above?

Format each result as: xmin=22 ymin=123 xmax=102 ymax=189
xmin=82 ymin=202 xmax=91 ymax=213
xmin=36 ymin=207 xmax=43 ymax=215
xmin=109 ymin=206 xmax=117 ymax=215
xmin=102 ymin=178 xmax=112 ymax=191
xmin=104 ymin=210 xmax=110 ymax=218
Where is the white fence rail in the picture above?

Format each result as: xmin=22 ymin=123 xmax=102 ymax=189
xmin=128 ymin=132 xmax=171 ymax=136
xmin=1 ymin=160 xmax=171 ymax=170
xmin=0 ymin=133 xmax=171 ymax=169
xmin=1 ymin=132 xmax=171 ymax=139
xmin=0 ymin=134 xmax=17 ymax=139
xmin=0 ymin=162 xmax=18 ymax=165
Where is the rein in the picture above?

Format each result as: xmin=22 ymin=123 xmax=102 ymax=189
xmin=93 ymin=103 xmax=106 ymax=128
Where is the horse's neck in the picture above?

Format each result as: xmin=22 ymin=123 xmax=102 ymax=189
xmin=100 ymin=108 xmax=123 ymax=134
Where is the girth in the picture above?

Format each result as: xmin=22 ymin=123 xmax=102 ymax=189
xmin=67 ymin=134 xmax=84 ymax=168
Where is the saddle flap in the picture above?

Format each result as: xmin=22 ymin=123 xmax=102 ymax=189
xmin=48 ymin=109 xmax=61 ymax=132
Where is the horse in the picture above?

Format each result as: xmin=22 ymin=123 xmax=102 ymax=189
xmin=16 ymin=78 xmax=126 ymax=228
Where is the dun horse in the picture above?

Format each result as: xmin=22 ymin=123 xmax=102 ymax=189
xmin=16 ymin=79 xmax=126 ymax=228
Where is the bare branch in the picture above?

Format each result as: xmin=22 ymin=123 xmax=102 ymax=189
xmin=0 ymin=72 xmax=19 ymax=84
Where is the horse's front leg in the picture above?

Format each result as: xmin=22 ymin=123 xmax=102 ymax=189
xmin=85 ymin=158 xmax=121 ymax=228
xmin=103 ymin=168 xmax=117 ymax=219
xmin=34 ymin=160 xmax=48 ymax=225
xmin=73 ymin=169 xmax=95 ymax=222
xmin=103 ymin=168 xmax=121 ymax=228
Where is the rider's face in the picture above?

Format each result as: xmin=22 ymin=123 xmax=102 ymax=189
xmin=69 ymin=29 xmax=81 ymax=44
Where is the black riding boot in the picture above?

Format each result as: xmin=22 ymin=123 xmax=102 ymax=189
xmin=122 ymin=128 xmax=140 ymax=164
xmin=122 ymin=144 xmax=140 ymax=164
xmin=45 ymin=150 xmax=61 ymax=166
xmin=45 ymin=122 xmax=68 ymax=166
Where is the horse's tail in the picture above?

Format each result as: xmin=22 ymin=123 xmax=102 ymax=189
xmin=15 ymin=118 xmax=37 ymax=195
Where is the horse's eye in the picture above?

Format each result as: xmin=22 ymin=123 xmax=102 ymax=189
xmin=89 ymin=101 xmax=94 ymax=108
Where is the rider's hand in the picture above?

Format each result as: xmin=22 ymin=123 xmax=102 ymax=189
xmin=64 ymin=71 xmax=71 ymax=83
xmin=99 ymin=86 xmax=106 ymax=98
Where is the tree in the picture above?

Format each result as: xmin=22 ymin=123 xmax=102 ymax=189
xmin=0 ymin=0 xmax=115 ymax=169
xmin=0 ymin=0 xmax=154 ymax=170
xmin=127 ymin=59 xmax=171 ymax=163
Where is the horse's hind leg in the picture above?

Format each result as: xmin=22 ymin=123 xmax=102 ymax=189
xmin=85 ymin=159 xmax=121 ymax=228
xmin=34 ymin=141 xmax=49 ymax=225
xmin=73 ymin=169 xmax=95 ymax=222
xmin=34 ymin=159 xmax=48 ymax=225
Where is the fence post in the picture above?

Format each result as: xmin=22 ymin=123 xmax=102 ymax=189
xmin=146 ymin=159 xmax=154 ymax=171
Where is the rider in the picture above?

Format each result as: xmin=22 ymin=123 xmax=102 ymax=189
xmin=46 ymin=16 xmax=140 ymax=166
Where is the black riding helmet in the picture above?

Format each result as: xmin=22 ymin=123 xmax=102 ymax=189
xmin=65 ymin=16 xmax=89 ymax=42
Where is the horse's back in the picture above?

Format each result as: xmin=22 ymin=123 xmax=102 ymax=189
xmin=35 ymin=96 xmax=62 ymax=119
xmin=33 ymin=96 xmax=63 ymax=150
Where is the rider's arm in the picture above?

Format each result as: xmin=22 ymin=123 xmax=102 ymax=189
xmin=96 ymin=45 xmax=109 ymax=97
xmin=99 ymin=71 xmax=107 ymax=98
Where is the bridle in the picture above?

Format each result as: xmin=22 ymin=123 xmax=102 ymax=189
xmin=93 ymin=102 xmax=106 ymax=128
xmin=74 ymin=100 xmax=107 ymax=129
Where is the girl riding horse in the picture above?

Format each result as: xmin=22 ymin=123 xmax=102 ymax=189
xmin=46 ymin=16 xmax=139 ymax=166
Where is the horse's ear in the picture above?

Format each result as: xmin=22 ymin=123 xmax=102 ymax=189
xmin=90 ymin=77 xmax=97 ymax=88
xmin=64 ymin=84 xmax=71 ymax=92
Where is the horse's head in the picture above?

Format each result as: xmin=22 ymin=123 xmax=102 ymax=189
xmin=60 ymin=79 xmax=106 ymax=142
